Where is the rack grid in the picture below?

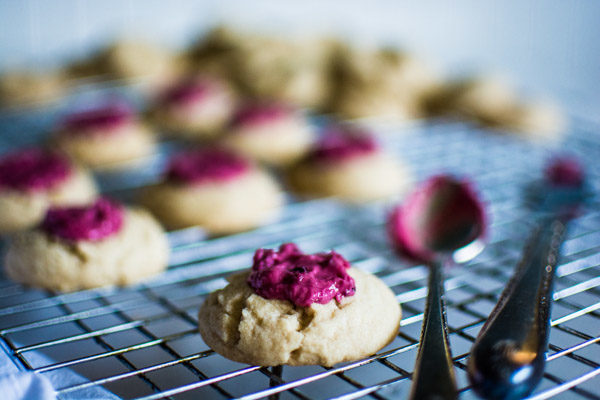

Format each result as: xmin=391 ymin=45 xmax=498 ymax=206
xmin=0 ymin=102 xmax=599 ymax=399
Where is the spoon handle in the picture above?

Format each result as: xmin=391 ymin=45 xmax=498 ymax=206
xmin=409 ymin=261 xmax=457 ymax=400
xmin=467 ymin=218 xmax=567 ymax=400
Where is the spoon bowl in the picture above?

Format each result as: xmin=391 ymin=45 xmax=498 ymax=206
xmin=389 ymin=174 xmax=487 ymax=263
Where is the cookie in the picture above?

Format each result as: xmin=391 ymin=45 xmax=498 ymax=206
xmin=331 ymin=85 xmax=420 ymax=121
xmin=232 ymin=36 xmax=334 ymax=109
xmin=53 ymin=102 xmax=157 ymax=168
xmin=93 ymin=39 xmax=181 ymax=86
xmin=185 ymin=26 xmax=249 ymax=81
xmin=152 ymin=76 xmax=236 ymax=139
xmin=427 ymin=76 xmax=518 ymax=124
xmin=4 ymin=198 xmax=169 ymax=291
xmin=499 ymin=100 xmax=566 ymax=142
xmin=0 ymin=148 xmax=97 ymax=233
xmin=198 ymin=243 xmax=401 ymax=366
xmin=329 ymin=47 xmax=437 ymax=120
xmin=288 ymin=126 xmax=412 ymax=202
xmin=221 ymin=102 xmax=314 ymax=166
xmin=0 ymin=70 xmax=65 ymax=108
xmin=424 ymin=77 xmax=567 ymax=140
xmin=140 ymin=148 xmax=282 ymax=233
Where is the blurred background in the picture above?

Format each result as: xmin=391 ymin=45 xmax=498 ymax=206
xmin=1 ymin=0 xmax=599 ymax=119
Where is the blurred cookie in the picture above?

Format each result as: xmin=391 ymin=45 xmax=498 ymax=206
xmin=288 ymin=126 xmax=412 ymax=202
xmin=185 ymin=26 xmax=250 ymax=80
xmin=151 ymin=76 xmax=236 ymax=139
xmin=0 ymin=148 xmax=97 ymax=234
xmin=500 ymin=100 xmax=567 ymax=142
xmin=329 ymin=47 xmax=438 ymax=119
xmin=198 ymin=243 xmax=401 ymax=366
xmin=222 ymin=102 xmax=314 ymax=166
xmin=426 ymin=76 xmax=567 ymax=140
xmin=0 ymin=70 xmax=65 ymax=108
xmin=425 ymin=75 xmax=518 ymax=124
xmin=232 ymin=35 xmax=335 ymax=108
xmin=140 ymin=148 xmax=282 ymax=233
xmin=4 ymin=198 xmax=169 ymax=291
xmin=92 ymin=39 xmax=182 ymax=86
xmin=53 ymin=102 xmax=156 ymax=168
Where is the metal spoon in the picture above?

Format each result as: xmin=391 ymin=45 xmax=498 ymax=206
xmin=467 ymin=157 xmax=588 ymax=400
xmin=388 ymin=175 xmax=487 ymax=400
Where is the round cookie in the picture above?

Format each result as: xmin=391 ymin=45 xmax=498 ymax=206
xmin=4 ymin=198 xmax=169 ymax=291
xmin=140 ymin=148 xmax=282 ymax=233
xmin=92 ymin=39 xmax=181 ymax=86
xmin=152 ymin=76 xmax=236 ymax=140
xmin=0 ymin=148 xmax=97 ymax=234
xmin=424 ymin=76 xmax=566 ymax=140
xmin=329 ymin=47 xmax=437 ymax=120
xmin=221 ymin=102 xmax=314 ymax=166
xmin=425 ymin=76 xmax=518 ymax=124
xmin=53 ymin=102 xmax=157 ymax=168
xmin=232 ymin=35 xmax=334 ymax=109
xmin=288 ymin=126 xmax=412 ymax=202
xmin=198 ymin=243 xmax=401 ymax=366
xmin=185 ymin=25 xmax=250 ymax=81
xmin=0 ymin=70 xmax=65 ymax=109
xmin=499 ymin=100 xmax=567 ymax=142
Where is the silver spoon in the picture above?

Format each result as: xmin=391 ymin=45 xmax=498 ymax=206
xmin=389 ymin=175 xmax=487 ymax=400
xmin=467 ymin=157 xmax=588 ymax=400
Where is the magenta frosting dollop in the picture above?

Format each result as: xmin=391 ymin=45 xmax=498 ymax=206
xmin=231 ymin=103 xmax=292 ymax=128
xmin=0 ymin=148 xmax=72 ymax=193
xmin=60 ymin=103 xmax=134 ymax=135
xmin=545 ymin=156 xmax=584 ymax=187
xmin=160 ymin=79 xmax=215 ymax=106
xmin=310 ymin=126 xmax=378 ymax=163
xmin=41 ymin=198 xmax=124 ymax=242
xmin=247 ymin=243 xmax=356 ymax=308
xmin=166 ymin=148 xmax=250 ymax=185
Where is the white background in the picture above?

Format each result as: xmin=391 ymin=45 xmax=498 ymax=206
xmin=0 ymin=0 xmax=599 ymax=118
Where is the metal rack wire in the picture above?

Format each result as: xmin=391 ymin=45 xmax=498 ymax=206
xmin=0 ymin=101 xmax=599 ymax=399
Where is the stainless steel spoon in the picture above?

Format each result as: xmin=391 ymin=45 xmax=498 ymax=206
xmin=467 ymin=157 xmax=588 ymax=400
xmin=389 ymin=175 xmax=487 ymax=400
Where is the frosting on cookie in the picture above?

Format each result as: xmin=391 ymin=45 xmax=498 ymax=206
xmin=166 ymin=148 xmax=250 ymax=185
xmin=160 ymin=79 xmax=215 ymax=106
xmin=41 ymin=198 xmax=124 ymax=242
xmin=310 ymin=127 xmax=378 ymax=163
xmin=231 ymin=103 xmax=292 ymax=128
xmin=248 ymin=243 xmax=356 ymax=307
xmin=60 ymin=103 xmax=134 ymax=135
xmin=545 ymin=156 xmax=584 ymax=187
xmin=0 ymin=148 xmax=72 ymax=193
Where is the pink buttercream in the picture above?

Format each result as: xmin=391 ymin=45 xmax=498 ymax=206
xmin=310 ymin=127 xmax=378 ymax=163
xmin=231 ymin=103 xmax=293 ymax=128
xmin=160 ymin=79 xmax=215 ymax=106
xmin=247 ymin=243 xmax=356 ymax=308
xmin=59 ymin=103 xmax=134 ymax=136
xmin=545 ymin=156 xmax=584 ymax=187
xmin=0 ymin=148 xmax=72 ymax=193
xmin=41 ymin=198 xmax=124 ymax=242
xmin=166 ymin=148 xmax=249 ymax=185
xmin=387 ymin=175 xmax=486 ymax=263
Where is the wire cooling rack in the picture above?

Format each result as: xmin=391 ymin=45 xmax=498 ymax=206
xmin=0 ymin=99 xmax=599 ymax=399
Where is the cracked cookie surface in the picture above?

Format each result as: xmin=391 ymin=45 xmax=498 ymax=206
xmin=198 ymin=267 xmax=401 ymax=366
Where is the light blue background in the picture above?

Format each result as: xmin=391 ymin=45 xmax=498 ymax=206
xmin=0 ymin=0 xmax=599 ymax=118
